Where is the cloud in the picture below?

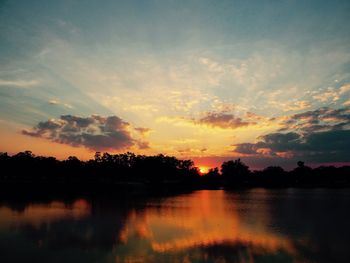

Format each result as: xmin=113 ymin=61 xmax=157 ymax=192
xmin=176 ymin=147 xmax=209 ymax=155
xmin=157 ymin=110 xmax=264 ymax=130
xmin=279 ymin=107 xmax=350 ymax=133
xmin=233 ymin=106 xmax=350 ymax=162
xmin=312 ymin=87 xmax=339 ymax=102
xmin=22 ymin=115 xmax=149 ymax=151
xmin=339 ymin=83 xmax=350 ymax=95
xmin=268 ymin=100 xmax=312 ymax=112
xmin=311 ymin=83 xmax=350 ymax=104
xmin=134 ymin=127 xmax=151 ymax=136
xmin=197 ymin=112 xmax=255 ymax=129
xmin=48 ymin=99 xmax=73 ymax=109
xmin=0 ymin=79 xmax=40 ymax=88
xmin=49 ymin=100 xmax=59 ymax=105
xmin=283 ymin=100 xmax=312 ymax=112
xmin=234 ymin=132 xmax=301 ymax=154
xmin=136 ymin=140 xmax=150 ymax=149
xmin=234 ymin=130 xmax=350 ymax=162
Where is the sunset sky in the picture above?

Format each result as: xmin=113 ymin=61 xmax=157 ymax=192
xmin=1 ymin=0 xmax=350 ymax=169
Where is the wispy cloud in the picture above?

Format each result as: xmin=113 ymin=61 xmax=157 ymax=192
xmin=48 ymin=100 xmax=59 ymax=105
xmin=312 ymin=87 xmax=340 ymax=102
xmin=340 ymin=84 xmax=350 ymax=95
xmin=196 ymin=112 xmax=254 ymax=129
xmin=0 ymin=79 xmax=40 ymax=88
xmin=343 ymin=99 xmax=350 ymax=106
xmin=48 ymin=99 xmax=73 ymax=109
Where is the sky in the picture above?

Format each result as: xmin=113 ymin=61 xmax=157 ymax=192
xmin=1 ymin=0 xmax=350 ymax=169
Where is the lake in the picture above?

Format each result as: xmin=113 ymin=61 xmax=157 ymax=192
xmin=1 ymin=189 xmax=350 ymax=263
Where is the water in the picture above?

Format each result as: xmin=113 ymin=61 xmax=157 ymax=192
xmin=1 ymin=189 xmax=350 ymax=263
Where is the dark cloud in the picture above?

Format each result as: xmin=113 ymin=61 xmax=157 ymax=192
xmin=234 ymin=132 xmax=301 ymax=154
xmin=197 ymin=112 xmax=254 ymax=129
xmin=134 ymin=127 xmax=151 ymax=135
xmin=61 ymin=115 xmax=95 ymax=127
xmin=22 ymin=115 xmax=149 ymax=151
xmin=259 ymin=132 xmax=302 ymax=151
xmin=233 ymin=106 xmax=350 ymax=162
xmin=279 ymin=107 xmax=350 ymax=133
xmin=136 ymin=141 xmax=150 ymax=149
xmin=234 ymin=130 xmax=350 ymax=162
xmin=234 ymin=143 xmax=261 ymax=155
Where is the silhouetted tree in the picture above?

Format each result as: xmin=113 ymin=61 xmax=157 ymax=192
xmin=292 ymin=161 xmax=313 ymax=186
xmin=256 ymin=166 xmax=287 ymax=187
xmin=221 ymin=159 xmax=250 ymax=186
xmin=206 ymin=167 xmax=220 ymax=177
xmin=297 ymin=161 xmax=305 ymax=168
xmin=1 ymin=151 xmax=350 ymax=191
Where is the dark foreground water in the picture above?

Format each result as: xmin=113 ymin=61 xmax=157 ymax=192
xmin=1 ymin=189 xmax=350 ymax=263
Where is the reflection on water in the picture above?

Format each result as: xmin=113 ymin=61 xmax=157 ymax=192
xmin=0 ymin=199 xmax=90 ymax=228
xmin=121 ymin=190 xmax=294 ymax=254
xmin=1 ymin=189 xmax=350 ymax=263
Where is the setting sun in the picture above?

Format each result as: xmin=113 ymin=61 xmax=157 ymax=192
xmin=199 ymin=166 xmax=209 ymax=174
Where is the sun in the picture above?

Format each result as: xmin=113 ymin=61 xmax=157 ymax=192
xmin=199 ymin=166 xmax=209 ymax=174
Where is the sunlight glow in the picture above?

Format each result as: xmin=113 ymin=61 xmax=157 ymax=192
xmin=199 ymin=166 xmax=209 ymax=174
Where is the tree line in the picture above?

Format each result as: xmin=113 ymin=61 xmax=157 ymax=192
xmin=0 ymin=151 xmax=349 ymax=190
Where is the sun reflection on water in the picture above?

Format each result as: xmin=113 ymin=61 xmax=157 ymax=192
xmin=119 ymin=190 xmax=295 ymax=255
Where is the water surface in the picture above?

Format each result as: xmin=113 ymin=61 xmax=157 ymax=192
xmin=1 ymin=189 xmax=350 ymax=263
